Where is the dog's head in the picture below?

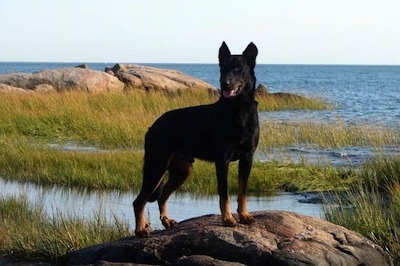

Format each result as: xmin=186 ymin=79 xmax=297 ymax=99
xmin=218 ymin=42 xmax=258 ymax=99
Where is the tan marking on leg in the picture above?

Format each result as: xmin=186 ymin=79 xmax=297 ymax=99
xmin=220 ymin=197 xmax=236 ymax=227
xmin=237 ymin=180 xmax=255 ymax=224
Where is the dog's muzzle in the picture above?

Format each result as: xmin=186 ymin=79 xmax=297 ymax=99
xmin=222 ymin=86 xmax=242 ymax=98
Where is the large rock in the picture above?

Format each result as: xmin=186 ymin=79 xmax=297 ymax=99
xmin=0 ymin=82 xmax=32 ymax=93
xmin=67 ymin=211 xmax=392 ymax=265
xmin=110 ymin=63 xmax=216 ymax=92
xmin=0 ymin=68 xmax=125 ymax=93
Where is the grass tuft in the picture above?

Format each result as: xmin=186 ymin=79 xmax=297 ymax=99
xmin=0 ymin=196 xmax=132 ymax=263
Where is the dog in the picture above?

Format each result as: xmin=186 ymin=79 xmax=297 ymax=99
xmin=133 ymin=42 xmax=259 ymax=237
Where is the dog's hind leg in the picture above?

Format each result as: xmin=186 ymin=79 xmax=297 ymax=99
xmin=133 ymin=152 xmax=170 ymax=238
xmin=158 ymin=157 xmax=193 ymax=229
xmin=237 ymin=155 xmax=255 ymax=224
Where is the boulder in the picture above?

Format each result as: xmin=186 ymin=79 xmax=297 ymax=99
xmin=0 ymin=68 xmax=125 ymax=93
xmin=255 ymin=83 xmax=269 ymax=96
xmin=110 ymin=63 xmax=216 ymax=92
xmin=0 ymin=82 xmax=32 ymax=93
xmin=67 ymin=211 xmax=392 ymax=265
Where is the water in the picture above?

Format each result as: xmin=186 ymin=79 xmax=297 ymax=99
xmin=0 ymin=178 xmax=322 ymax=230
xmin=0 ymin=62 xmax=399 ymax=225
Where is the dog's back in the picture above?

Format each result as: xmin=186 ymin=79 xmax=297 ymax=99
xmin=145 ymin=103 xmax=216 ymax=162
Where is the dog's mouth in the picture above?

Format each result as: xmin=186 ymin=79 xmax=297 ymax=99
xmin=222 ymin=86 xmax=242 ymax=98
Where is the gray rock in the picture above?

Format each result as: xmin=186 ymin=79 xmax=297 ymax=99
xmin=67 ymin=211 xmax=393 ymax=266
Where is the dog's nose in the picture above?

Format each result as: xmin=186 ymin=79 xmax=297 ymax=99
xmin=221 ymin=80 xmax=230 ymax=90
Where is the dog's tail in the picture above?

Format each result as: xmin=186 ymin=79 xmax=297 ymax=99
xmin=147 ymin=182 xmax=164 ymax=202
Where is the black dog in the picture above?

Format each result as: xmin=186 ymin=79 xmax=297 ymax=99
xmin=133 ymin=42 xmax=259 ymax=237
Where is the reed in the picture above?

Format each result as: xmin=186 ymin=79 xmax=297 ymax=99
xmin=259 ymin=120 xmax=399 ymax=148
xmin=0 ymin=136 xmax=143 ymax=190
xmin=0 ymin=196 xmax=132 ymax=262
xmin=0 ymin=136 xmax=357 ymax=193
xmin=257 ymin=93 xmax=331 ymax=111
xmin=0 ymin=90 xmax=330 ymax=148
xmin=324 ymin=156 xmax=400 ymax=261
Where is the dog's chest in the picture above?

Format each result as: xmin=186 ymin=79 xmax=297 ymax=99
xmin=215 ymin=108 xmax=258 ymax=147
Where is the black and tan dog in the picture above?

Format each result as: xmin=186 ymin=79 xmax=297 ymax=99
xmin=133 ymin=42 xmax=259 ymax=237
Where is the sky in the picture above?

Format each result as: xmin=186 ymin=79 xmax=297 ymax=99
xmin=0 ymin=0 xmax=399 ymax=64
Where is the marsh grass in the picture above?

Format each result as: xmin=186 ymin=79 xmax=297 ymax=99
xmin=324 ymin=156 xmax=400 ymax=260
xmin=257 ymin=93 xmax=331 ymax=111
xmin=259 ymin=121 xmax=400 ymax=148
xmin=0 ymin=91 xmax=398 ymax=193
xmin=0 ymin=91 xmax=330 ymax=148
xmin=0 ymin=136 xmax=143 ymax=190
xmin=0 ymin=135 xmax=357 ymax=193
xmin=0 ymin=196 xmax=132 ymax=263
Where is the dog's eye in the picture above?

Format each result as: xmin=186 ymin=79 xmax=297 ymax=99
xmin=234 ymin=67 xmax=242 ymax=72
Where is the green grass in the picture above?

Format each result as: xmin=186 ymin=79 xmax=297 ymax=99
xmin=0 ymin=90 xmax=332 ymax=149
xmin=0 ymin=196 xmax=132 ymax=263
xmin=324 ymin=156 xmax=400 ymax=261
xmin=0 ymin=136 xmax=357 ymax=193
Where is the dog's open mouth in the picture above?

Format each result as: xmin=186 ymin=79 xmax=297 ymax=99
xmin=222 ymin=86 xmax=241 ymax=98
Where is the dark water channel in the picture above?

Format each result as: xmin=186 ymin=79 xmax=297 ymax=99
xmin=0 ymin=178 xmax=323 ymax=230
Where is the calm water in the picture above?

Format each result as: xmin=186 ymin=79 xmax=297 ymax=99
xmin=0 ymin=62 xmax=399 ymax=226
xmin=0 ymin=178 xmax=322 ymax=230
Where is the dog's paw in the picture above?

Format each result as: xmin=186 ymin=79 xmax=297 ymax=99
xmin=161 ymin=216 xmax=178 ymax=229
xmin=239 ymin=213 xmax=255 ymax=224
xmin=222 ymin=217 xmax=237 ymax=227
xmin=135 ymin=228 xmax=151 ymax=238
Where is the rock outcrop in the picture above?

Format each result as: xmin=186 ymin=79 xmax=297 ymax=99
xmin=0 ymin=64 xmax=216 ymax=93
xmin=0 ymin=68 xmax=125 ymax=93
xmin=67 ymin=211 xmax=392 ymax=266
xmin=109 ymin=63 xmax=216 ymax=92
xmin=256 ymin=83 xmax=306 ymax=101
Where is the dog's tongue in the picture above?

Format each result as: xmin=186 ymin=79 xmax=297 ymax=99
xmin=223 ymin=90 xmax=235 ymax=98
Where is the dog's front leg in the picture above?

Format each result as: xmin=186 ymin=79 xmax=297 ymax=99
xmin=238 ymin=154 xmax=255 ymax=224
xmin=215 ymin=156 xmax=236 ymax=227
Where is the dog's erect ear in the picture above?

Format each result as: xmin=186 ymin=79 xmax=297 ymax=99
xmin=243 ymin=42 xmax=258 ymax=68
xmin=219 ymin=41 xmax=231 ymax=64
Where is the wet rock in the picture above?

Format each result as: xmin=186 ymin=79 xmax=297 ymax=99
xmin=67 ymin=211 xmax=393 ymax=266
xmin=75 ymin=63 xmax=88 ymax=69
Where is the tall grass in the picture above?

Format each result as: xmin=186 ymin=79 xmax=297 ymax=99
xmin=0 ymin=136 xmax=143 ymax=190
xmin=259 ymin=121 xmax=399 ymax=148
xmin=0 ymin=196 xmax=132 ymax=263
xmin=0 ymin=90 xmax=398 ymax=192
xmin=0 ymin=136 xmax=356 ymax=193
xmin=1 ymin=91 xmax=397 ymax=151
xmin=0 ymin=91 xmax=331 ymax=148
xmin=324 ymin=156 xmax=400 ymax=261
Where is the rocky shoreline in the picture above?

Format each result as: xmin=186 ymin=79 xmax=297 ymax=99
xmin=0 ymin=63 xmax=216 ymax=93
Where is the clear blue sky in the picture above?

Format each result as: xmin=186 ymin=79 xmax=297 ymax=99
xmin=1 ymin=0 xmax=399 ymax=64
